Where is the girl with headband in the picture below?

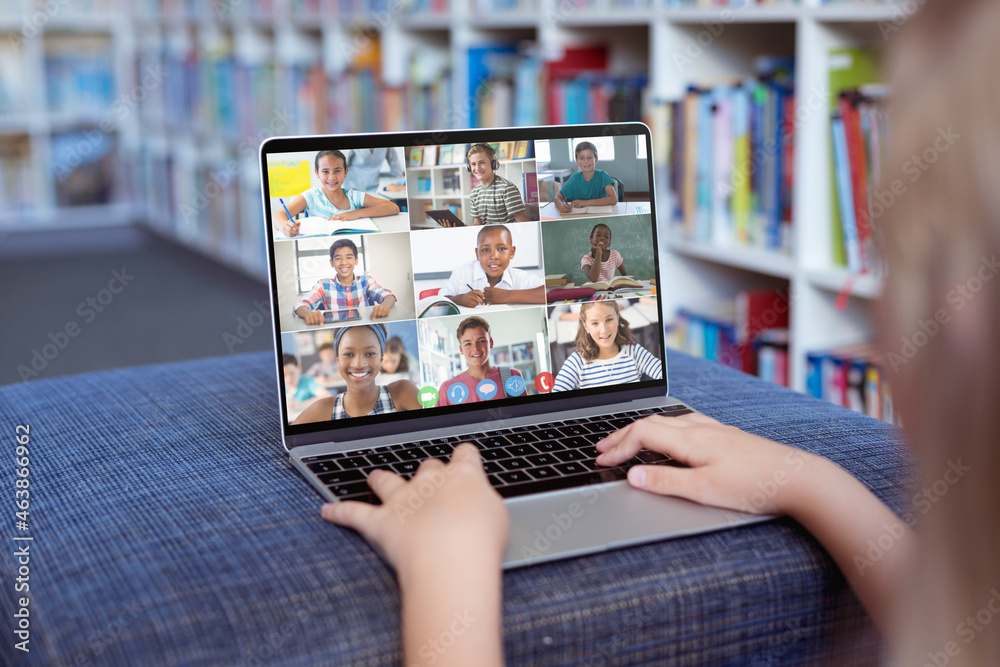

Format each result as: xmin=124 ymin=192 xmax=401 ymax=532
xmin=293 ymin=324 xmax=421 ymax=423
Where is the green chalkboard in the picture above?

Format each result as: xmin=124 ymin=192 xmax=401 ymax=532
xmin=540 ymin=214 xmax=656 ymax=284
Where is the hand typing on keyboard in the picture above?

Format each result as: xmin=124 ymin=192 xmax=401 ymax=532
xmin=321 ymin=443 xmax=508 ymax=667
xmin=595 ymin=412 xmax=822 ymax=517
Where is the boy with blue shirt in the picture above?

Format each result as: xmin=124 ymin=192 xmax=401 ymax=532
xmin=555 ymin=141 xmax=619 ymax=213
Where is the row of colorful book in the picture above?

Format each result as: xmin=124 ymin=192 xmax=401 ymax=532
xmin=831 ymin=87 xmax=889 ymax=274
xmin=43 ymin=34 xmax=115 ymax=117
xmin=827 ymin=47 xmax=887 ymax=274
xmin=407 ymin=142 xmax=533 ymax=168
xmin=133 ymin=0 xmax=434 ymax=17
xmin=666 ymin=58 xmax=796 ymax=252
xmin=469 ymin=44 xmax=647 ymax=129
xmin=124 ymin=144 xmax=267 ymax=275
xmin=806 ymin=344 xmax=897 ymax=425
xmin=665 ymin=0 xmax=799 ymax=5
xmin=670 ymin=289 xmax=791 ymax=385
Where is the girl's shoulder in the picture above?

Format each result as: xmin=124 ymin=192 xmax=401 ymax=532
xmin=346 ymin=188 xmax=365 ymax=207
xmin=387 ymin=379 xmax=419 ymax=409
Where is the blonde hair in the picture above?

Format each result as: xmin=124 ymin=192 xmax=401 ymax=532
xmin=882 ymin=1 xmax=1000 ymax=663
xmin=574 ymin=301 xmax=635 ymax=362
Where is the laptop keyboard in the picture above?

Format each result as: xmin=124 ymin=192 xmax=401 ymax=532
xmin=300 ymin=404 xmax=693 ymax=505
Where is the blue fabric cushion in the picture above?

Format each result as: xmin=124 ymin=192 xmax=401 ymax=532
xmin=0 ymin=350 xmax=913 ymax=665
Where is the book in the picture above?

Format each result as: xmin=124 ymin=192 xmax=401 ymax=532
xmin=831 ymin=112 xmax=862 ymax=272
xmin=545 ymin=274 xmax=569 ymax=286
xmin=293 ymin=216 xmax=381 ymax=237
xmin=439 ymin=144 xmax=454 ymax=165
xmin=805 ymin=342 xmax=895 ymax=424
xmin=408 ymin=147 xmax=424 ymax=167
xmin=828 ymin=47 xmax=883 ymax=269
xmin=559 ymin=204 xmax=613 ymax=216
xmin=522 ymin=172 xmax=538 ymax=204
xmin=546 ymin=287 xmax=597 ymax=303
xmin=418 ymin=296 xmax=461 ymax=319
xmin=421 ymin=145 xmax=438 ymax=166
xmin=735 ymin=288 xmax=790 ymax=375
xmin=513 ymin=140 xmax=529 ymax=159
xmin=579 ymin=276 xmax=644 ymax=291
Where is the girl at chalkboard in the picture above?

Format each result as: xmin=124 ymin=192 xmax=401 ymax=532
xmin=581 ymin=223 xmax=629 ymax=284
xmin=552 ymin=300 xmax=661 ymax=391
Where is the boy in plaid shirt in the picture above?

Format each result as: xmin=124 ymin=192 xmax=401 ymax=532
xmin=294 ymin=239 xmax=396 ymax=324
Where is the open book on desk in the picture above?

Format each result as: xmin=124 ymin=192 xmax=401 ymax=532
xmin=294 ymin=216 xmax=381 ymax=237
xmin=579 ymin=276 xmax=645 ymax=291
xmin=560 ymin=205 xmax=614 ymax=216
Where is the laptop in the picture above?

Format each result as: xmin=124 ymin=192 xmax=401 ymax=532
xmin=261 ymin=123 xmax=766 ymax=568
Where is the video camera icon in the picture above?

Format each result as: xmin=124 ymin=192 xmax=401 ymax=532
xmin=417 ymin=386 xmax=439 ymax=407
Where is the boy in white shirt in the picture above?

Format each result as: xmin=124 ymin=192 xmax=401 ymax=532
xmin=440 ymin=225 xmax=544 ymax=307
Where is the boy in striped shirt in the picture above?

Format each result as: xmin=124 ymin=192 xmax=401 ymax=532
xmin=467 ymin=143 xmax=532 ymax=226
xmin=553 ymin=300 xmax=662 ymax=391
xmin=294 ymin=239 xmax=396 ymax=324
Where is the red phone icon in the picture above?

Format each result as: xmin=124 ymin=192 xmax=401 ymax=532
xmin=535 ymin=372 xmax=554 ymax=393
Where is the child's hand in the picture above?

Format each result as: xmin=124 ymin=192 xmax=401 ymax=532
xmin=321 ymin=444 xmax=509 ymax=572
xmin=482 ymin=286 xmax=509 ymax=304
xmin=282 ymin=220 xmax=300 ymax=237
xmin=303 ymin=311 xmax=324 ymax=325
xmin=460 ymin=290 xmax=488 ymax=307
xmin=328 ymin=211 xmax=356 ymax=222
xmin=572 ymin=199 xmax=588 ymax=208
xmin=556 ymin=201 xmax=573 ymax=213
xmin=595 ymin=413 xmax=816 ymax=516
xmin=370 ymin=303 xmax=391 ymax=319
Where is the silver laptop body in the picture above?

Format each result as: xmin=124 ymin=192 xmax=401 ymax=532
xmin=260 ymin=122 xmax=765 ymax=568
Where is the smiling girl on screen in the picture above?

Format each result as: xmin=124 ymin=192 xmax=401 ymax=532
xmin=273 ymin=150 xmax=400 ymax=237
xmin=293 ymin=324 xmax=421 ymax=423
xmin=552 ymin=300 xmax=662 ymax=391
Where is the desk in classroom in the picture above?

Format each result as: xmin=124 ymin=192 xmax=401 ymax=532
xmin=545 ymin=279 xmax=656 ymax=304
xmin=539 ymin=201 xmax=650 ymax=221
xmin=279 ymin=303 xmax=418 ymax=333
xmin=273 ymin=192 xmax=411 ymax=240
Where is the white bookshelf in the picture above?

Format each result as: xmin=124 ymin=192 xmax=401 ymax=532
xmin=407 ymin=156 xmax=535 ymax=225
xmin=0 ymin=4 xmax=132 ymax=230
xmin=2 ymin=0 xmax=899 ymax=398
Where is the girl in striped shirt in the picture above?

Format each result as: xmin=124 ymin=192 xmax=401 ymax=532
xmin=581 ymin=223 xmax=629 ymax=284
xmin=553 ymin=300 xmax=662 ymax=391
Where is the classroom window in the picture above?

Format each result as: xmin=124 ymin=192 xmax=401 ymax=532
xmin=295 ymin=236 xmax=367 ymax=294
xmin=534 ymin=139 xmax=551 ymax=164
xmin=571 ymin=136 xmax=615 ymax=161
xmin=636 ymin=135 xmax=646 ymax=159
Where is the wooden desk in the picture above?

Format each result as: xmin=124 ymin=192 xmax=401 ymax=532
xmin=279 ymin=303 xmax=418 ymax=333
xmin=545 ymin=279 xmax=656 ymax=304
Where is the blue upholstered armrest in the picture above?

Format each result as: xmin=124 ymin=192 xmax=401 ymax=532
xmin=0 ymin=350 xmax=912 ymax=665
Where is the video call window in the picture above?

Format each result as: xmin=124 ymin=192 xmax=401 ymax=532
xmin=294 ymin=235 xmax=370 ymax=293
xmin=266 ymin=135 xmax=662 ymax=428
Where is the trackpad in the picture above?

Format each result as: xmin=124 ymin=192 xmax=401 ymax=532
xmin=502 ymin=482 xmax=767 ymax=568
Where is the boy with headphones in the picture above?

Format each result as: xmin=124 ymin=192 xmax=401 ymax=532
xmin=466 ymin=143 xmax=532 ymax=226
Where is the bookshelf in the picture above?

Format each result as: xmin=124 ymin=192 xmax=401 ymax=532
xmin=0 ymin=5 xmax=132 ymax=228
xmin=3 ymin=0 xmax=902 ymax=410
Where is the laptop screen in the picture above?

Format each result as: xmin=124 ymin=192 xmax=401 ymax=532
xmin=261 ymin=123 xmax=667 ymax=445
